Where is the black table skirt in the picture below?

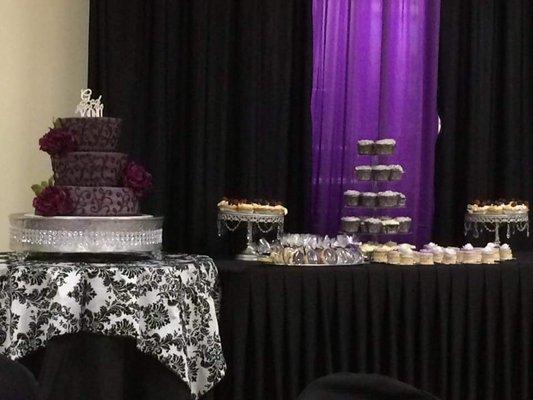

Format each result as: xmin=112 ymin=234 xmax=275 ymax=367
xmin=20 ymin=333 xmax=192 ymax=400
xmin=17 ymin=255 xmax=533 ymax=400
xmin=213 ymin=254 xmax=533 ymax=400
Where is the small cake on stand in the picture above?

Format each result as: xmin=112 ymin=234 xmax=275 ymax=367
xmin=217 ymin=199 xmax=286 ymax=260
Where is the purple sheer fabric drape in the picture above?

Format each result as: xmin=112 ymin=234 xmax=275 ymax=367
xmin=311 ymin=0 xmax=440 ymax=246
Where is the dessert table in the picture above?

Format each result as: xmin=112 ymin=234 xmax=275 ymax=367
xmin=212 ymin=254 xmax=533 ymax=400
xmin=0 ymin=253 xmax=226 ymax=400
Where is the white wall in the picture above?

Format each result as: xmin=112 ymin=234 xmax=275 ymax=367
xmin=0 ymin=0 xmax=89 ymax=250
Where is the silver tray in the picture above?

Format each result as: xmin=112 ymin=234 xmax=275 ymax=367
xmin=9 ymin=213 xmax=163 ymax=255
xmin=217 ymin=210 xmax=285 ymax=224
xmin=465 ymin=212 xmax=528 ymax=223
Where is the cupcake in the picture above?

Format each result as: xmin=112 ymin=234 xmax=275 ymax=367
xmin=467 ymin=204 xmax=477 ymax=214
xmin=481 ymin=248 xmax=495 ymax=264
xmin=361 ymin=192 xmax=377 ymax=207
xmin=341 ymin=217 xmax=360 ymax=233
xmin=273 ymin=204 xmax=288 ymax=215
xmin=357 ymin=140 xmax=375 ymax=155
xmin=366 ymin=218 xmax=382 ymax=234
xmin=448 ymin=247 xmax=463 ymax=264
xmin=374 ymin=139 xmax=396 ymax=155
xmin=461 ymin=243 xmax=478 ymax=264
xmin=395 ymin=217 xmax=411 ymax=233
xmin=355 ymin=166 xmax=373 ymax=181
xmin=382 ymin=219 xmax=400 ymax=234
xmin=359 ymin=219 xmax=368 ymax=233
xmin=387 ymin=250 xmax=401 ymax=265
xmin=237 ymin=202 xmax=254 ymax=213
xmin=431 ymin=246 xmax=444 ymax=263
xmin=372 ymin=165 xmax=391 ymax=181
xmin=389 ymin=165 xmax=404 ymax=181
xmin=503 ymin=202 xmax=517 ymax=214
xmin=419 ymin=249 xmax=434 ymax=265
xmin=514 ymin=202 xmax=528 ymax=214
xmin=398 ymin=194 xmax=407 ymax=207
xmin=218 ymin=199 xmax=238 ymax=212
xmin=344 ymin=190 xmax=360 ymax=206
xmin=477 ymin=204 xmax=489 ymax=214
xmin=500 ymin=244 xmax=513 ymax=261
xmin=474 ymin=248 xmax=483 ymax=263
xmin=372 ymin=246 xmax=389 ymax=263
xmin=487 ymin=204 xmax=503 ymax=214
xmin=486 ymin=243 xmax=500 ymax=262
xmin=443 ymin=248 xmax=458 ymax=264
xmin=399 ymin=248 xmax=415 ymax=265
xmin=360 ymin=242 xmax=377 ymax=258
xmin=413 ymin=251 xmax=421 ymax=264
xmin=377 ymin=191 xmax=399 ymax=207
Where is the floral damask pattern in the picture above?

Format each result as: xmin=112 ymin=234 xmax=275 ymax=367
xmin=0 ymin=253 xmax=226 ymax=399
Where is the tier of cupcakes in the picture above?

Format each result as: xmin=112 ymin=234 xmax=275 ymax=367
xmin=341 ymin=216 xmax=411 ymax=234
xmin=344 ymin=190 xmax=406 ymax=208
xmin=355 ymin=165 xmax=403 ymax=181
xmin=357 ymin=139 xmax=396 ymax=155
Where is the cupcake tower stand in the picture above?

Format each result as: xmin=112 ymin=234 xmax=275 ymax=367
xmin=342 ymin=140 xmax=411 ymax=242
xmin=464 ymin=212 xmax=529 ymax=244
xmin=217 ymin=210 xmax=284 ymax=261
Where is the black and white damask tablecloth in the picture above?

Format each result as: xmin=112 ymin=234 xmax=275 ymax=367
xmin=0 ymin=253 xmax=226 ymax=399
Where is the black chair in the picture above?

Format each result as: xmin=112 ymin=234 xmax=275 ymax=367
xmin=297 ymin=373 xmax=440 ymax=400
xmin=0 ymin=354 xmax=39 ymax=400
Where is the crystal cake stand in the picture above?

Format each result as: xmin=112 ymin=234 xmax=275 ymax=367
xmin=9 ymin=213 xmax=163 ymax=259
xmin=217 ymin=210 xmax=284 ymax=261
xmin=464 ymin=212 xmax=529 ymax=244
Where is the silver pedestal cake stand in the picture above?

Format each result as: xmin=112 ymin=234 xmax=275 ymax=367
xmin=9 ymin=213 xmax=164 ymax=260
xmin=464 ymin=213 xmax=529 ymax=244
xmin=217 ymin=211 xmax=284 ymax=261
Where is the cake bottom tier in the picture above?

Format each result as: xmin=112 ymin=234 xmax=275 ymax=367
xmin=61 ymin=186 xmax=139 ymax=216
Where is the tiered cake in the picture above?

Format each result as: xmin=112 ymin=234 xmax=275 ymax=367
xmin=49 ymin=117 xmax=139 ymax=216
xmin=9 ymin=90 xmax=162 ymax=258
xmin=30 ymin=90 xmax=153 ymax=217
xmin=340 ymin=139 xmax=412 ymax=238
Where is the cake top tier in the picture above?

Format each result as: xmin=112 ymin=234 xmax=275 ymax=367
xmin=54 ymin=117 xmax=121 ymax=151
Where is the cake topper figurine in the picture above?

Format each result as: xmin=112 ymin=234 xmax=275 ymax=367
xmin=75 ymin=89 xmax=104 ymax=117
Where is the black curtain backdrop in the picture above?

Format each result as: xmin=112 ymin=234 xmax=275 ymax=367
xmin=88 ymin=0 xmax=312 ymax=255
xmin=434 ymin=0 xmax=533 ymax=248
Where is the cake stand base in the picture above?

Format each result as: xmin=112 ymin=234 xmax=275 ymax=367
xmin=236 ymin=244 xmax=259 ymax=261
xmin=9 ymin=213 xmax=164 ymax=259
xmin=236 ymin=253 xmax=259 ymax=261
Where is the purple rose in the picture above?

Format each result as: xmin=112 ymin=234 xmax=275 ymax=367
xmin=33 ymin=186 xmax=74 ymax=216
xmin=39 ymin=128 xmax=77 ymax=156
xmin=123 ymin=161 xmax=153 ymax=198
